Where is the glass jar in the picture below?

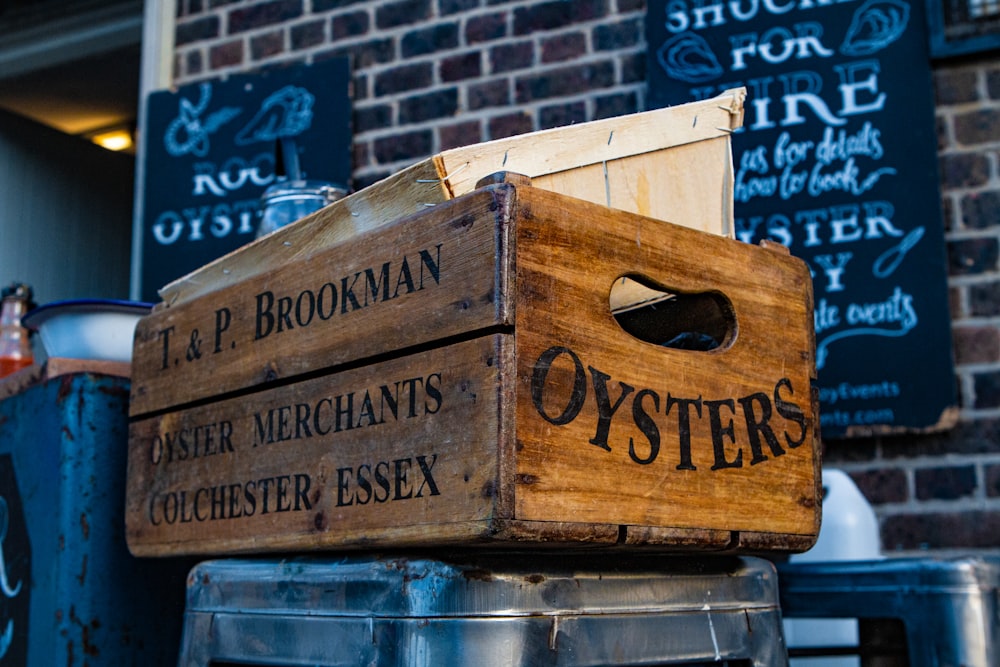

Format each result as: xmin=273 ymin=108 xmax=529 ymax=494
xmin=256 ymin=180 xmax=348 ymax=239
xmin=0 ymin=283 xmax=34 ymax=378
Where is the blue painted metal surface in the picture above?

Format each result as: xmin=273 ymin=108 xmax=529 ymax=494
xmin=0 ymin=371 xmax=190 ymax=665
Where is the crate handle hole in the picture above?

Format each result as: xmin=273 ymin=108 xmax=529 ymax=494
xmin=610 ymin=276 xmax=736 ymax=351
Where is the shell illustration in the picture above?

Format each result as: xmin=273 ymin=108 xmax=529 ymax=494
xmin=656 ymin=32 xmax=724 ymax=84
xmin=840 ymin=0 xmax=910 ymax=56
xmin=235 ymin=85 xmax=315 ymax=146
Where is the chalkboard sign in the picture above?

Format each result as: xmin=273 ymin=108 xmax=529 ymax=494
xmin=137 ymin=58 xmax=351 ymax=302
xmin=647 ymin=0 xmax=956 ymax=437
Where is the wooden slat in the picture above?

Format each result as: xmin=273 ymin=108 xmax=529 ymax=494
xmin=130 ymin=187 xmax=514 ymax=417
xmin=127 ymin=335 xmax=509 ymax=557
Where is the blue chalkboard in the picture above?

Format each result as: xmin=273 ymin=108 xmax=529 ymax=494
xmin=138 ymin=58 xmax=351 ymax=302
xmin=646 ymin=0 xmax=956 ymax=437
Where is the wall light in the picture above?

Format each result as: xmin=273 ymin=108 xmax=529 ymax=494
xmin=87 ymin=127 xmax=134 ymax=152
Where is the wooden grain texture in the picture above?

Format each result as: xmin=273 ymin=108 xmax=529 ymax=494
xmin=510 ymin=186 xmax=818 ymax=540
xmin=126 ymin=182 xmax=819 ymax=557
xmin=130 ymin=187 xmax=515 ymax=417
xmin=155 ymin=89 xmax=745 ymax=307
xmin=127 ymin=335 xmax=510 ymax=557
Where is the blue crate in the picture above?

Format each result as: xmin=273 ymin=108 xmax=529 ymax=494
xmin=0 ymin=371 xmax=190 ymax=665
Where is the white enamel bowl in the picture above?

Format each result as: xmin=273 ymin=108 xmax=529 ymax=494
xmin=22 ymin=299 xmax=153 ymax=363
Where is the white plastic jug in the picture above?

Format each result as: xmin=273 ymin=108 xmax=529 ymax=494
xmin=784 ymin=469 xmax=882 ymax=667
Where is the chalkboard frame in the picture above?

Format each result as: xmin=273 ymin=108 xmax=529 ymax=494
xmin=926 ymin=0 xmax=1000 ymax=57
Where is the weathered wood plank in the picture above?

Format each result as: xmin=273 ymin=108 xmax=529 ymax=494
xmin=127 ymin=335 xmax=509 ymax=557
xmin=130 ymin=187 xmax=515 ymax=417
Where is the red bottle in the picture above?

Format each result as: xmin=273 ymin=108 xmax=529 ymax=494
xmin=0 ymin=283 xmax=34 ymax=378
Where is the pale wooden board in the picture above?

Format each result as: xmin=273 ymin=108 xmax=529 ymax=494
xmin=531 ymin=138 xmax=734 ymax=236
xmin=131 ymin=187 xmax=514 ymax=417
xmin=126 ymin=335 xmax=508 ymax=557
xmin=510 ymin=186 xmax=819 ymax=540
xmin=436 ymin=88 xmax=744 ymax=200
xmin=156 ymin=88 xmax=745 ymax=307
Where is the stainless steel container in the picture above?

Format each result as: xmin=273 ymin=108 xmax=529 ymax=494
xmin=778 ymin=557 xmax=1000 ymax=667
xmin=179 ymin=553 xmax=787 ymax=666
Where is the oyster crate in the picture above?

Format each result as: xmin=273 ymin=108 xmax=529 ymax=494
xmin=126 ymin=174 xmax=819 ymax=557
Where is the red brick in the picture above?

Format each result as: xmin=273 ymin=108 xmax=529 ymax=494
xmin=850 ymin=468 xmax=908 ymax=504
xmin=398 ymin=88 xmax=459 ymax=125
xmin=974 ymin=369 xmax=1000 ymax=409
xmin=988 ymin=66 xmax=1000 ymax=100
xmin=440 ymin=0 xmax=479 ymax=15
xmin=821 ymin=436 xmax=878 ymax=462
xmin=488 ymin=111 xmax=533 ymax=140
xmin=949 ymin=285 xmax=964 ymax=319
xmin=374 ymin=62 xmax=434 ymax=96
xmin=512 ymin=0 xmax=608 ymax=35
xmin=440 ymin=52 xmax=482 ymax=82
xmin=250 ymin=30 xmax=285 ymax=60
xmin=468 ymin=80 xmax=510 ymax=110
xmin=319 ymin=38 xmax=393 ymax=69
xmin=176 ymin=15 xmax=220 ymax=46
xmin=402 ymin=23 xmax=460 ymax=57
xmin=539 ymin=100 xmax=586 ymax=129
xmin=880 ymin=418 xmax=1000 ymax=458
xmin=882 ymin=509 xmax=1000 ymax=550
xmin=986 ymin=463 xmax=1000 ymax=496
xmin=593 ymin=17 xmax=641 ymax=51
xmin=438 ymin=120 xmax=481 ymax=150
xmin=375 ymin=0 xmax=432 ymax=29
xmin=934 ymin=67 xmax=979 ymax=105
xmin=954 ymin=108 xmax=1000 ymax=147
xmin=953 ymin=325 xmax=1000 ymax=365
xmin=915 ymin=465 xmax=977 ymax=500
xmin=373 ymin=129 xmax=433 ymax=164
xmin=939 ymin=152 xmax=990 ymax=190
xmin=948 ymin=237 xmax=998 ymax=276
xmin=228 ymin=0 xmax=303 ymax=34
xmin=355 ymin=104 xmax=393 ymax=134
xmin=209 ymin=39 xmax=244 ymax=69
xmin=969 ymin=281 xmax=1000 ymax=317
xmin=621 ymin=51 xmax=645 ymax=84
xmin=540 ymin=31 xmax=586 ymax=63
xmin=594 ymin=91 xmax=639 ymax=119
xmin=352 ymin=141 xmax=369 ymax=170
xmin=490 ymin=41 xmax=534 ymax=74
xmin=515 ymin=61 xmax=616 ymax=103
xmin=291 ymin=19 xmax=326 ymax=49
xmin=466 ymin=12 xmax=507 ymax=44
xmin=314 ymin=0 xmax=368 ymax=10
xmin=182 ymin=49 xmax=204 ymax=77
xmin=961 ymin=190 xmax=1000 ymax=230
xmin=331 ymin=11 xmax=369 ymax=40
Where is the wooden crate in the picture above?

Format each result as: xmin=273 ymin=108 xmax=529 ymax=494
xmin=126 ymin=177 xmax=819 ymax=557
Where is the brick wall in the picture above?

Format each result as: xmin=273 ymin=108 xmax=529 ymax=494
xmin=824 ymin=59 xmax=1000 ymax=556
xmin=173 ymin=0 xmax=647 ymax=190
xmin=171 ymin=0 xmax=1000 ymax=555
